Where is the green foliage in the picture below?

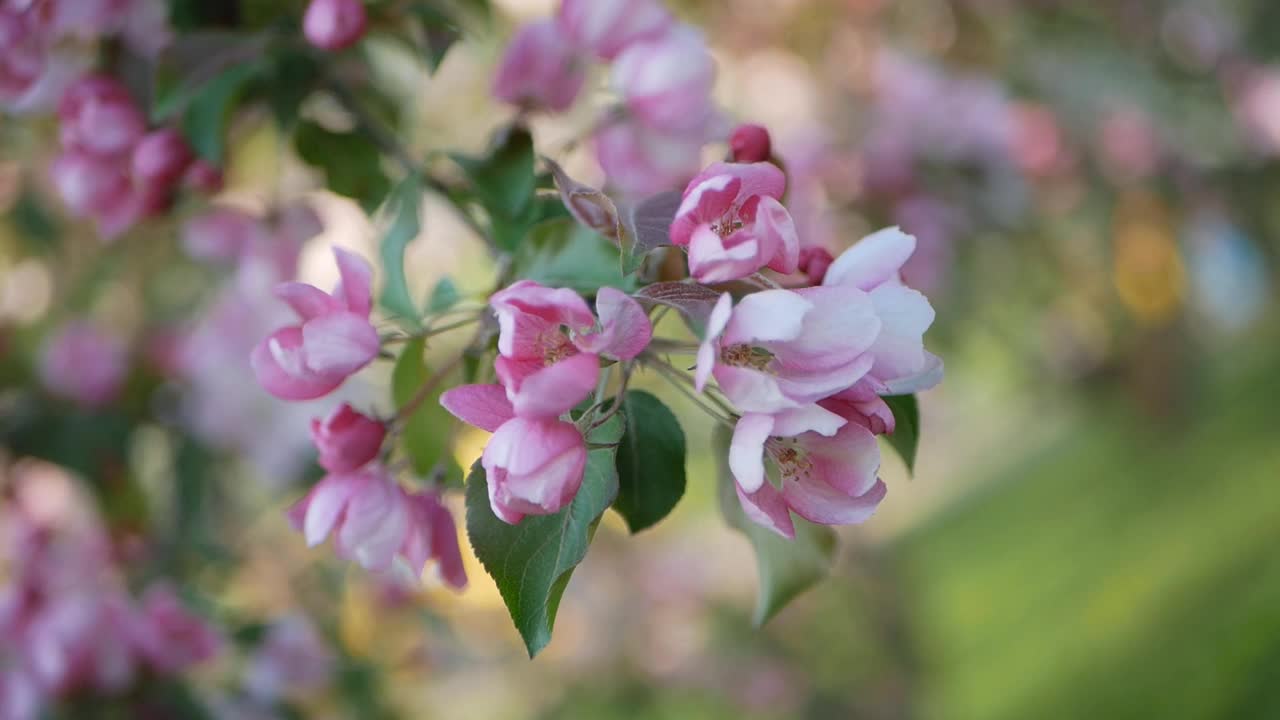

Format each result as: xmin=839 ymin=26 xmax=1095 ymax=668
xmin=513 ymin=219 xmax=635 ymax=294
xmin=294 ymin=122 xmax=392 ymax=213
xmin=882 ymin=394 xmax=919 ymax=473
xmin=378 ymin=177 xmax=425 ymax=328
xmin=621 ymin=191 xmax=682 ymax=275
xmin=613 ymin=391 xmax=687 ymax=533
xmin=465 ymin=445 xmax=619 ymax=657
xmin=391 ymin=338 xmax=456 ymax=478
xmin=427 ymin=276 xmax=461 ymax=313
xmin=177 ymin=61 xmax=266 ymax=163
xmin=451 ymin=127 xmax=540 ymax=252
xmin=714 ymin=425 xmax=838 ymax=625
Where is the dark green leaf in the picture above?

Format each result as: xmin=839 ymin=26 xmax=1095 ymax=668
xmin=427 ymin=276 xmax=461 ymax=314
xmin=378 ymin=177 xmax=425 ymax=327
xmin=451 ymin=126 xmax=537 ymax=251
xmin=391 ymin=338 xmax=455 ymax=476
xmin=264 ymin=50 xmax=322 ymax=129
xmin=465 ymin=447 xmax=619 ymax=657
xmin=6 ymin=191 xmax=60 ymax=253
xmin=714 ymin=425 xmax=837 ymax=625
xmin=151 ymin=32 xmax=269 ymax=121
xmin=882 ymin=394 xmax=920 ymax=473
xmin=513 ymin=219 xmax=635 ymax=294
xmin=621 ymin=191 xmax=681 ymax=275
xmin=181 ymin=61 xmax=265 ymax=162
xmin=613 ymin=391 xmax=686 ymax=533
xmin=294 ymin=121 xmax=392 ymax=213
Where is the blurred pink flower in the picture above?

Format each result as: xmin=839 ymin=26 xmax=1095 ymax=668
xmin=612 ymin=25 xmax=717 ymax=135
xmin=303 ymin=0 xmax=367 ymax=51
xmin=729 ymin=123 xmax=772 ymax=163
xmin=128 ymin=584 xmax=222 ymax=674
xmin=38 ymin=320 xmax=127 ymax=408
xmin=181 ymin=206 xmax=271 ymax=263
xmin=251 ymin=247 xmax=380 ymax=401
xmin=287 ymin=465 xmax=409 ymax=571
xmin=310 ymin=403 xmax=386 ymax=473
xmin=593 ymin=117 xmax=706 ymax=196
xmin=397 ymin=489 xmax=467 ymax=588
xmin=131 ymin=128 xmax=193 ymax=187
xmin=492 ymin=20 xmax=585 ymax=113
xmin=242 ymin=615 xmax=335 ymax=701
xmin=557 ymin=0 xmax=673 ymax=61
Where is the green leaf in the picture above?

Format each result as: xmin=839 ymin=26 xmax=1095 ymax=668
xmin=465 ymin=448 xmax=619 ymax=657
xmin=294 ymin=121 xmax=392 ymax=214
xmin=264 ymin=51 xmax=322 ymax=129
xmin=513 ymin=219 xmax=635 ymax=294
xmin=427 ymin=276 xmax=461 ymax=314
xmin=378 ymin=177 xmax=424 ymax=328
xmin=714 ymin=425 xmax=837 ymax=625
xmin=391 ymin=338 xmax=456 ymax=476
xmin=151 ymin=32 xmax=269 ymax=121
xmin=633 ymin=281 xmax=722 ymax=337
xmin=613 ymin=391 xmax=686 ymax=533
xmin=451 ymin=126 xmax=537 ymax=251
xmin=882 ymin=394 xmax=920 ymax=473
xmin=180 ymin=61 xmax=265 ymax=163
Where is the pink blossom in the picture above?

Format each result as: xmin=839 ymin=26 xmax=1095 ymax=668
xmin=611 ymin=25 xmax=717 ymax=134
xmin=695 ymin=287 xmax=880 ymax=413
xmin=131 ymin=128 xmax=193 ymax=187
xmin=57 ymin=75 xmax=146 ymax=158
xmin=128 ymin=584 xmax=222 ymax=674
xmin=440 ymin=384 xmax=588 ymax=524
xmin=797 ymin=246 xmax=834 ymax=285
xmin=492 ymin=20 xmax=585 ymax=113
xmin=397 ymin=489 xmax=467 ymax=589
xmin=242 ymin=616 xmax=335 ymax=701
xmin=251 ymin=247 xmax=379 ymax=401
xmin=729 ymin=408 xmax=885 ymax=539
xmin=38 ymin=320 xmax=127 ymax=408
xmin=670 ymin=162 xmax=799 ymax=281
xmin=822 ymin=227 xmax=942 ymax=394
xmin=729 ymin=123 xmax=772 ymax=163
xmin=303 ymin=0 xmax=367 ymax=51
xmin=593 ymin=117 xmax=706 ymax=196
xmin=310 ymin=403 xmax=385 ymax=473
xmin=181 ymin=207 xmax=270 ymax=263
xmin=49 ymin=149 xmax=131 ymax=217
xmin=557 ymin=0 xmax=673 ymax=61
xmin=287 ymin=465 xmax=409 ymax=571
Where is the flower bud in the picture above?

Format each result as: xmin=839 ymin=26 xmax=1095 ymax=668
xmin=310 ymin=403 xmax=386 ymax=473
xmin=131 ymin=128 xmax=193 ymax=187
xmin=492 ymin=20 xmax=585 ymax=113
xmin=303 ymin=0 xmax=367 ymax=51
xmin=611 ymin=25 xmax=717 ymax=134
xmin=797 ymin=245 xmax=834 ymax=285
xmin=50 ymin=150 xmax=131 ymax=216
xmin=729 ymin=123 xmax=772 ymax=163
xmin=57 ymin=75 xmax=146 ymax=157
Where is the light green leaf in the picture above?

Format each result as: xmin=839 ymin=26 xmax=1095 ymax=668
xmin=513 ymin=219 xmax=635 ymax=294
xmin=427 ymin=277 xmax=461 ymax=314
xmin=451 ymin=127 xmax=537 ymax=251
xmin=391 ymin=338 xmax=455 ymax=476
xmin=613 ymin=391 xmax=686 ymax=533
xmin=465 ymin=447 xmax=619 ymax=657
xmin=882 ymin=394 xmax=920 ymax=473
xmin=378 ymin=177 xmax=424 ymax=328
xmin=714 ymin=425 xmax=838 ymax=625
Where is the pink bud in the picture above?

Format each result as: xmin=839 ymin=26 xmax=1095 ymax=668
xmin=57 ymin=75 xmax=145 ymax=157
xmin=182 ymin=159 xmax=224 ymax=193
xmin=492 ymin=20 xmax=585 ymax=113
xmin=50 ymin=150 xmax=131 ymax=216
xmin=797 ymin=246 xmax=834 ymax=285
xmin=303 ymin=0 xmax=367 ymax=51
xmin=39 ymin=320 xmax=128 ymax=408
xmin=310 ymin=403 xmax=386 ymax=473
xmin=730 ymin=123 xmax=772 ymax=163
xmin=131 ymin=128 xmax=193 ymax=186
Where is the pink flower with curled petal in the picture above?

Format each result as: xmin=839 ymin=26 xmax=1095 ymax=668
xmin=728 ymin=407 xmax=886 ymax=539
xmin=440 ymin=383 xmax=588 ymax=524
xmin=128 ymin=584 xmax=222 ymax=674
xmin=39 ymin=320 xmax=127 ymax=408
xmin=303 ymin=0 xmax=367 ymax=51
xmin=557 ymin=0 xmax=673 ymax=61
xmin=492 ymin=20 xmax=585 ymax=113
xmin=823 ymin=227 xmax=942 ymax=394
xmin=396 ymin=489 xmax=467 ymax=589
xmin=695 ymin=287 xmax=881 ymax=414
xmin=310 ymin=403 xmax=385 ymax=473
xmin=286 ymin=465 xmax=409 ymax=571
xmin=612 ymin=25 xmax=717 ymax=135
xmin=251 ymin=247 xmax=379 ymax=401
xmin=670 ymin=162 xmax=799 ymax=282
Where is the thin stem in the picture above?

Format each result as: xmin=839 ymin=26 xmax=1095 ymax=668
xmin=392 ymin=352 xmax=463 ymax=425
xmin=648 ymin=362 xmax=733 ymax=426
xmin=326 ymin=77 xmax=418 ymax=175
xmin=646 ymin=354 xmax=737 ymax=417
xmin=749 ymin=272 xmax=783 ymax=290
xmin=646 ymin=338 xmax=700 ymax=354
xmin=589 ymin=364 xmax=632 ymax=431
xmin=381 ymin=315 xmax=480 ymax=345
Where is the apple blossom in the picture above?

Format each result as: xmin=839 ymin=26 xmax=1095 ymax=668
xmin=251 ymin=247 xmax=379 ymax=401
xmin=612 ymin=24 xmax=718 ymax=135
xmin=287 ymin=465 xmax=410 ymax=571
xmin=242 ymin=616 xmax=335 ymax=701
xmin=131 ymin=128 xmax=193 ymax=186
xmin=492 ymin=20 xmax=585 ymax=113
xmin=397 ymin=489 xmax=467 ymax=589
xmin=128 ymin=585 xmax=222 ymax=674
xmin=310 ymin=403 xmax=386 ymax=473
xmin=557 ymin=0 xmax=673 ymax=61
xmin=593 ymin=117 xmax=706 ymax=197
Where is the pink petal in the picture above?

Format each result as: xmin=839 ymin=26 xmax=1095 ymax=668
xmin=715 ymin=365 xmax=794 ymax=413
xmin=688 ymin=225 xmax=765 ymax=284
xmin=300 ymin=312 xmax=379 ymax=377
xmin=683 ymin=161 xmax=786 ymax=205
xmin=866 ymin=284 xmax=935 ymax=382
xmin=736 ymin=481 xmax=795 ymax=539
xmin=754 ymin=196 xmax=800 ymax=275
xmin=879 ymin=351 xmax=944 ymax=395
xmin=574 ymin=287 xmax=653 ymax=360
xmin=298 ymin=474 xmax=358 ymax=547
xmin=508 ymin=351 xmax=599 ymax=419
xmin=275 ymin=282 xmax=338 ymax=321
xmin=332 ymin=247 xmax=373 ymax=317
xmin=694 ymin=292 xmax=733 ymax=392
xmin=490 ymin=280 xmax=596 ymax=332
xmin=670 ymin=174 xmax=740 ymax=247
xmin=770 ymin=404 xmax=847 ymax=437
xmin=439 ymin=384 xmax=515 ymax=432
xmin=723 ymin=289 xmax=812 ymax=345
xmin=336 ymin=471 xmax=408 ymax=571
xmin=251 ymin=326 xmax=344 ymax=401
xmin=823 ymin=226 xmax=916 ymax=291
xmin=427 ymin=500 xmax=467 ymax=589
xmin=729 ymin=413 xmax=774 ymax=493
xmin=804 ymin=422 xmax=881 ymax=497
xmin=783 ymin=477 xmax=886 ymax=527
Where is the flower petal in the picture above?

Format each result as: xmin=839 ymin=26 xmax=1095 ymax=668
xmin=507 ymin=351 xmax=599 ymax=419
xmin=332 ymin=247 xmax=373 ymax=317
xmin=823 ymin=226 xmax=916 ymax=291
xmin=275 ymin=282 xmax=338 ymax=321
xmin=770 ymin=404 xmax=847 ymax=437
xmin=783 ymin=477 xmax=886 ymax=527
xmin=754 ymin=196 xmax=800 ymax=275
xmin=688 ymin=225 xmax=765 ymax=283
xmin=440 ymin=384 xmax=516 ymax=432
xmin=722 ymin=289 xmax=812 ymax=345
xmin=736 ymin=481 xmax=795 ymax=539
xmin=574 ymin=287 xmax=653 ymax=360
xmin=251 ymin=326 xmax=344 ymax=401
xmin=729 ymin=413 xmax=774 ymax=493
xmin=300 ymin=312 xmax=380 ymax=377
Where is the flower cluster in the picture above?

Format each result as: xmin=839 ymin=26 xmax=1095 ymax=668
xmin=250 ymin=249 xmax=467 ymax=588
xmin=0 ymin=469 xmax=220 ymax=719
xmin=492 ymin=0 xmax=721 ymax=196
xmin=50 ymin=75 xmax=219 ymax=239
xmin=442 ymin=282 xmax=653 ymax=522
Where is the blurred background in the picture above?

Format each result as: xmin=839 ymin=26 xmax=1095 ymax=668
xmin=3 ymin=0 xmax=1280 ymax=718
